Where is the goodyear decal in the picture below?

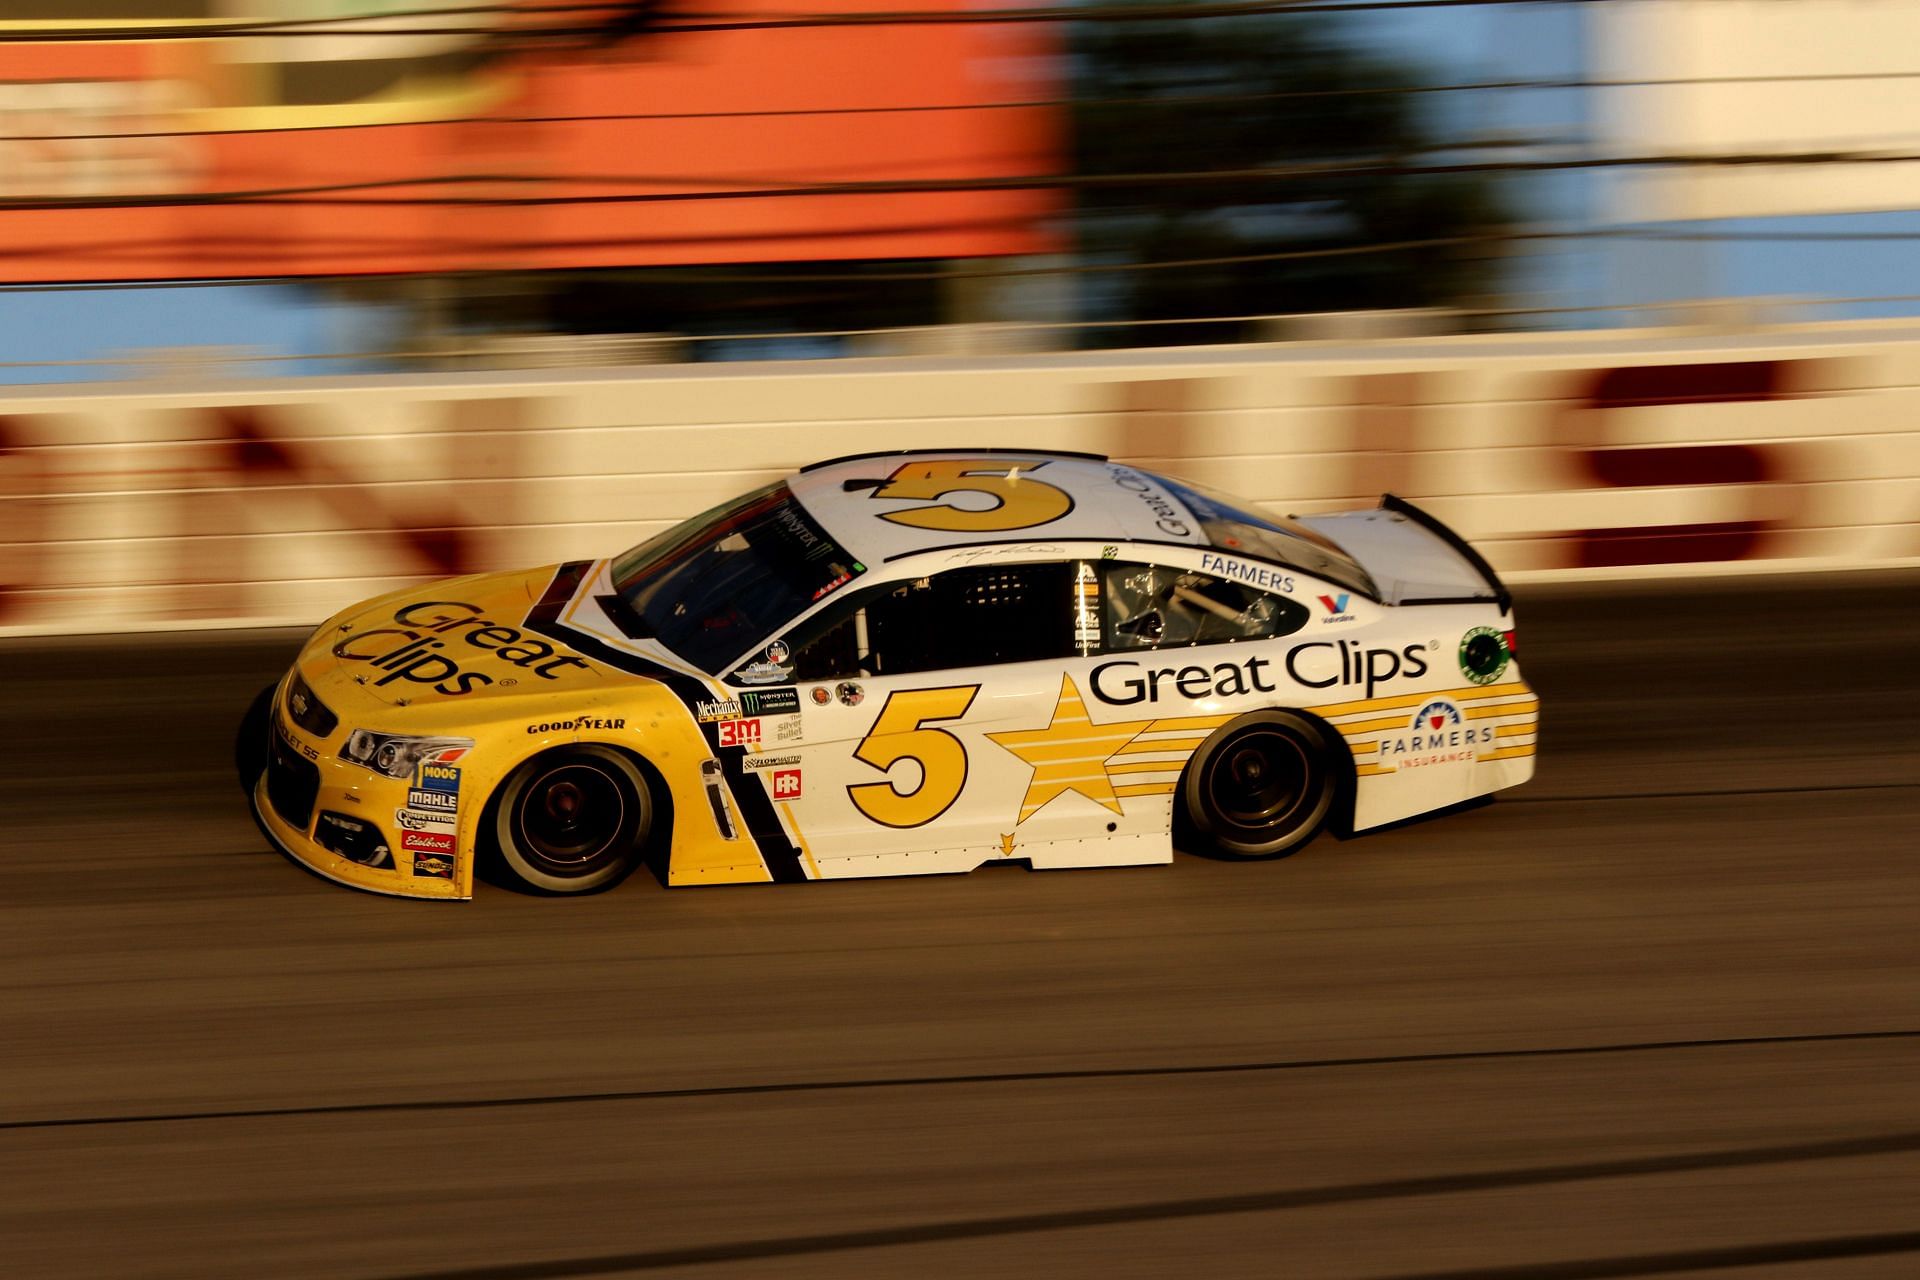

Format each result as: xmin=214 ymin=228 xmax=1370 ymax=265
xmin=523 ymin=563 xmax=809 ymax=883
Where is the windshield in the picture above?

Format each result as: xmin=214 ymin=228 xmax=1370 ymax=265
xmin=1158 ymin=475 xmax=1377 ymax=598
xmin=610 ymin=482 xmax=866 ymax=674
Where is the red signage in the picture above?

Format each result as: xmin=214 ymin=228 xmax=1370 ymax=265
xmin=0 ymin=2 xmax=1060 ymax=282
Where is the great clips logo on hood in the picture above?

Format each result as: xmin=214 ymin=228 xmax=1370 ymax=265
xmin=330 ymin=600 xmax=593 ymax=697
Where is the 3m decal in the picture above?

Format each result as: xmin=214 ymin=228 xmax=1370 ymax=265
xmin=869 ymin=459 xmax=1074 ymax=532
xmin=1458 ymin=626 xmax=1512 ymax=685
xmin=717 ymin=718 xmax=761 ymax=749
xmin=848 ymin=685 xmax=980 ymax=828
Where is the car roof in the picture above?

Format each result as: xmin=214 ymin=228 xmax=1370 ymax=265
xmin=787 ymin=450 xmax=1211 ymax=566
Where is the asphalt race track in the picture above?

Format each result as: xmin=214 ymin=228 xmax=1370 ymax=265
xmin=3 ymin=570 xmax=1918 ymax=1280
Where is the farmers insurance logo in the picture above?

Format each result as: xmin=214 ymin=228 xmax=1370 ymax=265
xmin=1377 ymin=700 xmax=1495 ymax=770
xmin=1317 ymin=594 xmax=1356 ymax=624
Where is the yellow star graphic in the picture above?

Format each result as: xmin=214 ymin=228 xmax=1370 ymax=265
xmin=987 ymin=675 xmax=1152 ymax=825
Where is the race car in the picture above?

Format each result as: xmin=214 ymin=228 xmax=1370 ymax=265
xmin=239 ymin=450 xmax=1537 ymax=899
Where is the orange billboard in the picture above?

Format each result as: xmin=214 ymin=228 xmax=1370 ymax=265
xmin=0 ymin=2 xmax=1060 ymax=282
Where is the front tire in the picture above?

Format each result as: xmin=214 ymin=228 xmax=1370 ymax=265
xmin=490 ymin=745 xmax=652 ymax=895
xmin=1181 ymin=711 xmax=1336 ymax=860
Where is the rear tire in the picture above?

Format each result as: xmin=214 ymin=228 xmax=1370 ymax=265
xmin=1181 ymin=711 xmax=1336 ymax=860
xmin=235 ymin=682 xmax=276 ymax=795
xmin=490 ymin=745 xmax=652 ymax=895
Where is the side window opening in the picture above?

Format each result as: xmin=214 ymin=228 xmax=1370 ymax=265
xmin=774 ymin=560 xmax=1079 ymax=682
xmin=1102 ymin=562 xmax=1308 ymax=650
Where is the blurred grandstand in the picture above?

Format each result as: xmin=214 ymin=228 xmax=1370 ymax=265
xmin=3 ymin=0 xmax=1920 ymax=378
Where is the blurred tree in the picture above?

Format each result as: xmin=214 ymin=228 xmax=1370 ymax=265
xmin=1072 ymin=10 xmax=1514 ymax=341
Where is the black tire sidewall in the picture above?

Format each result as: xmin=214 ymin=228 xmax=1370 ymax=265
xmin=491 ymin=745 xmax=651 ymax=895
xmin=235 ymin=682 xmax=277 ymax=795
xmin=1181 ymin=711 xmax=1336 ymax=860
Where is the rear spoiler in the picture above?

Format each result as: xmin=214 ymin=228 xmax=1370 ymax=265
xmin=1379 ymin=493 xmax=1511 ymax=613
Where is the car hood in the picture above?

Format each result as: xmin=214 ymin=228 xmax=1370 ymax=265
xmin=295 ymin=563 xmax=629 ymax=725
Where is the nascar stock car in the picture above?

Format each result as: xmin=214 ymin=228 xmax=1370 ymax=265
xmin=238 ymin=450 xmax=1537 ymax=899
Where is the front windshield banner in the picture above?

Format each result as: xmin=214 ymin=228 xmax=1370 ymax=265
xmin=612 ymin=483 xmax=866 ymax=675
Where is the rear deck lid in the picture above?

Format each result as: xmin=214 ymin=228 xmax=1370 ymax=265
xmin=1295 ymin=496 xmax=1510 ymax=610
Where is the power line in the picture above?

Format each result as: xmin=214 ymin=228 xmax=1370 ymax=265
xmin=9 ymin=145 xmax=1920 ymax=212
xmin=12 ymin=224 xmax=1920 ymax=294
xmin=0 ymin=1 xmax=1625 ymax=44
xmin=19 ymin=64 xmax=1920 ymax=143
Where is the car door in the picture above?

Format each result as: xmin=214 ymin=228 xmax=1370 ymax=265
xmin=734 ymin=556 xmax=1086 ymax=878
xmin=1051 ymin=555 xmax=1315 ymax=828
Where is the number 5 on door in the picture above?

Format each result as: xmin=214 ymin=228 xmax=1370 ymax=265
xmin=848 ymin=686 xmax=980 ymax=828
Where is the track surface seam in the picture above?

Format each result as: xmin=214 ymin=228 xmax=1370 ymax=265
xmin=365 ymin=1134 xmax=1920 ymax=1278
xmin=8 ymin=1027 xmax=1914 ymax=1133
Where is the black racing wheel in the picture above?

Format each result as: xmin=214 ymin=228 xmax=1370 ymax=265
xmin=1181 ymin=711 xmax=1337 ymax=860
xmin=490 ymin=745 xmax=653 ymax=894
xmin=235 ymin=682 xmax=276 ymax=795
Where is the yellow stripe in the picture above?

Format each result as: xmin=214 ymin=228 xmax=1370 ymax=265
xmin=1465 ymin=699 xmax=1538 ymax=721
xmin=1145 ymin=713 xmax=1235 ymax=733
xmin=1495 ymin=722 xmax=1537 ymax=739
xmin=779 ymin=802 xmax=821 ymax=880
xmin=1106 ymin=759 xmax=1183 ymax=775
xmin=1335 ymin=713 xmax=1410 ymax=737
xmin=1358 ymin=740 xmax=1537 ymax=776
xmin=1113 ymin=735 xmax=1207 ymax=756
xmin=1311 ymin=680 xmax=1531 ymax=720
xmin=1114 ymin=782 xmax=1178 ymax=798
xmin=992 ymin=735 xmax=1139 ymax=763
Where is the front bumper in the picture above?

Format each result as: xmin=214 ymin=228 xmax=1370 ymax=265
xmin=253 ymin=681 xmax=473 ymax=901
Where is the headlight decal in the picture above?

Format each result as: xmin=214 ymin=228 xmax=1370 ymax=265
xmin=340 ymin=730 xmax=474 ymax=780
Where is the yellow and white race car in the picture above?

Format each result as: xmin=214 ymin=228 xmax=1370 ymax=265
xmin=239 ymin=450 xmax=1537 ymax=899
